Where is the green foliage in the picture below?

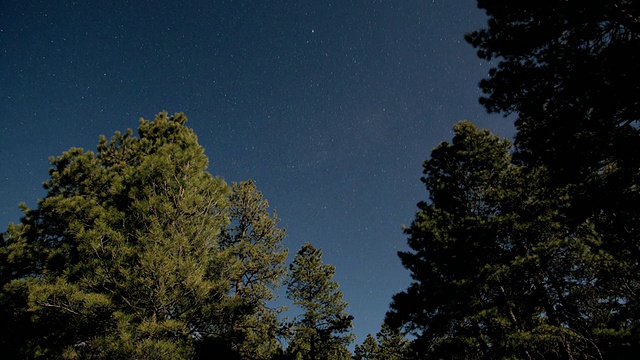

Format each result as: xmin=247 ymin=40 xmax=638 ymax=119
xmin=467 ymin=0 xmax=640 ymax=314
xmin=388 ymin=121 xmax=630 ymax=359
xmin=353 ymin=323 xmax=409 ymax=360
xmin=387 ymin=121 xmax=513 ymax=358
xmin=286 ymin=243 xmax=354 ymax=360
xmin=466 ymin=1 xmax=640 ymax=176
xmin=374 ymin=323 xmax=410 ymax=360
xmin=463 ymin=1 xmax=640 ymax=357
xmin=0 ymin=112 xmax=288 ymax=359
xmin=465 ymin=4 xmax=640 ymax=244
xmin=220 ymin=180 xmax=289 ymax=359
xmin=353 ymin=334 xmax=378 ymax=360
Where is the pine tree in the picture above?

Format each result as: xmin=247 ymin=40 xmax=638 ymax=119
xmin=374 ymin=323 xmax=410 ymax=360
xmin=466 ymin=2 xmax=640 ymax=355
xmin=387 ymin=121 xmax=514 ymax=358
xmin=387 ymin=121 xmax=614 ymax=359
xmin=353 ymin=334 xmax=378 ymax=360
xmin=466 ymin=1 xmax=640 ymax=183
xmin=286 ymin=243 xmax=354 ymax=360
xmin=220 ymin=180 xmax=288 ymax=359
xmin=353 ymin=323 xmax=409 ymax=360
xmin=0 ymin=112 xmax=269 ymax=358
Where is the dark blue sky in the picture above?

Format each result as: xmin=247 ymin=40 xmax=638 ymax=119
xmin=0 ymin=0 xmax=513 ymax=346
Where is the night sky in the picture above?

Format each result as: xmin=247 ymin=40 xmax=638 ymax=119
xmin=0 ymin=0 xmax=514 ymax=345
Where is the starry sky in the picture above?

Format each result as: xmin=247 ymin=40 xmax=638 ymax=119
xmin=0 ymin=0 xmax=514 ymax=346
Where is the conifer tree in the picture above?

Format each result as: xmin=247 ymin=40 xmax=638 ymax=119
xmin=353 ymin=323 xmax=409 ymax=360
xmin=286 ymin=243 xmax=354 ymax=360
xmin=353 ymin=334 xmax=378 ymax=360
xmin=374 ymin=323 xmax=410 ymax=360
xmin=220 ymin=180 xmax=288 ymax=359
xmin=0 ymin=112 xmax=284 ymax=358
xmin=465 ymin=2 xmax=640 ymax=355
xmin=388 ymin=121 xmax=616 ymax=359
xmin=387 ymin=121 xmax=513 ymax=358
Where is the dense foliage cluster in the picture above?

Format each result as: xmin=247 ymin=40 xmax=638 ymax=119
xmin=387 ymin=1 xmax=640 ymax=359
xmin=0 ymin=113 xmax=352 ymax=359
xmin=2 ymin=1 xmax=639 ymax=359
xmin=387 ymin=122 xmax=618 ymax=358
xmin=285 ymin=243 xmax=354 ymax=360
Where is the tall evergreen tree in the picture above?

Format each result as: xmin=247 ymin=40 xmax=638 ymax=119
xmin=466 ymin=1 xmax=640 ymax=180
xmin=286 ymin=243 xmax=354 ymax=360
xmin=466 ymin=1 xmax=640 ymax=354
xmin=374 ymin=323 xmax=410 ymax=360
xmin=353 ymin=323 xmax=410 ymax=360
xmin=387 ymin=121 xmax=619 ymax=359
xmin=0 ymin=112 xmax=287 ymax=358
xmin=219 ymin=180 xmax=288 ymax=359
xmin=387 ymin=121 xmax=514 ymax=358
xmin=352 ymin=334 xmax=379 ymax=360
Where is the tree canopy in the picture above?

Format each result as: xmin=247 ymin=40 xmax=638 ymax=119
xmin=286 ymin=242 xmax=354 ymax=360
xmin=386 ymin=121 xmax=631 ymax=359
xmin=466 ymin=1 xmax=640 ymax=281
xmin=219 ymin=179 xmax=289 ymax=359
xmin=466 ymin=1 xmax=640 ymax=355
xmin=0 ymin=112 xmax=289 ymax=359
xmin=353 ymin=323 xmax=409 ymax=360
xmin=3 ymin=2 xmax=640 ymax=359
xmin=466 ymin=1 xmax=640 ymax=179
xmin=386 ymin=1 xmax=640 ymax=358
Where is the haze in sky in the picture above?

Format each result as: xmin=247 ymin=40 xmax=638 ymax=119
xmin=0 ymin=0 xmax=514 ymax=345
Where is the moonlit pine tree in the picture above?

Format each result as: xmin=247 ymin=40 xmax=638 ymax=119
xmin=286 ymin=243 xmax=354 ymax=360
